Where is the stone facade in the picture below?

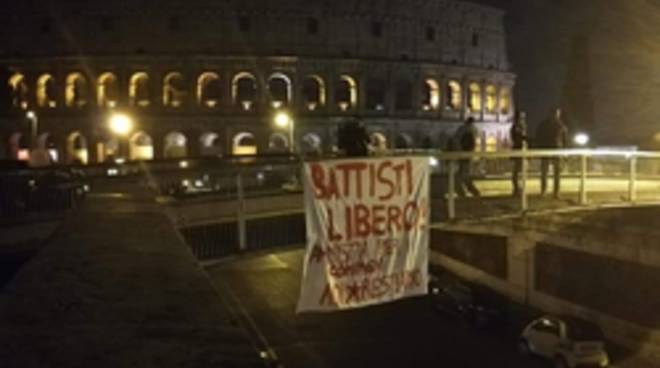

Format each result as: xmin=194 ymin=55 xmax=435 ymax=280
xmin=0 ymin=0 xmax=515 ymax=163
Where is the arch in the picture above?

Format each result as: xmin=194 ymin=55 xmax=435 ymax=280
xmin=232 ymin=72 xmax=257 ymax=110
xmin=66 ymin=131 xmax=88 ymax=164
xmin=65 ymin=73 xmax=88 ymax=108
xmin=302 ymin=75 xmax=326 ymax=111
xmin=9 ymin=73 xmax=29 ymax=109
xmin=500 ymin=87 xmax=512 ymax=115
xmin=98 ymin=137 xmax=120 ymax=163
xmin=97 ymin=72 xmax=119 ymax=108
xmin=336 ymin=75 xmax=357 ymax=111
xmin=468 ymin=82 xmax=482 ymax=112
xmin=395 ymin=79 xmax=413 ymax=110
xmin=129 ymin=72 xmax=150 ymax=107
xmin=163 ymin=72 xmax=186 ymax=108
xmin=232 ymin=132 xmax=257 ymax=156
xmin=301 ymin=133 xmax=322 ymax=155
xmin=129 ymin=131 xmax=154 ymax=161
xmin=485 ymin=84 xmax=497 ymax=114
xmin=9 ymin=132 xmax=29 ymax=160
xmin=37 ymin=74 xmax=57 ymax=108
xmin=268 ymin=72 xmax=292 ymax=108
xmin=199 ymin=132 xmax=222 ymax=157
xmin=36 ymin=133 xmax=59 ymax=163
xmin=163 ymin=131 xmax=188 ymax=158
xmin=422 ymin=79 xmax=440 ymax=111
xmin=395 ymin=133 xmax=413 ymax=149
xmin=370 ymin=132 xmax=388 ymax=152
xmin=197 ymin=72 xmax=221 ymax=108
xmin=366 ymin=78 xmax=386 ymax=111
xmin=268 ymin=133 xmax=289 ymax=152
xmin=421 ymin=136 xmax=433 ymax=149
xmin=447 ymin=80 xmax=462 ymax=111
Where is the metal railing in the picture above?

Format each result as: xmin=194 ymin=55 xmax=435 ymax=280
xmin=433 ymin=148 xmax=660 ymax=220
xmin=171 ymin=148 xmax=660 ymax=258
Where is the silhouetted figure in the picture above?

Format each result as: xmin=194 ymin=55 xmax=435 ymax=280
xmin=510 ymin=111 xmax=528 ymax=196
xmin=338 ymin=118 xmax=370 ymax=157
xmin=453 ymin=117 xmax=480 ymax=198
xmin=535 ymin=108 xmax=568 ymax=198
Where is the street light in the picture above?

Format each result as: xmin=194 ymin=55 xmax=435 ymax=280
xmin=274 ymin=111 xmax=294 ymax=153
xmin=108 ymin=113 xmax=134 ymax=160
xmin=574 ymin=132 xmax=590 ymax=147
xmin=109 ymin=113 xmax=133 ymax=136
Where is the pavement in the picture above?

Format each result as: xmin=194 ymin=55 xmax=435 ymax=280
xmin=0 ymin=181 xmax=266 ymax=368
xmin=207 ymin=248 xmax=658 ymax=368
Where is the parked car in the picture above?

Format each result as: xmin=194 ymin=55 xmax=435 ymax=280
xmin=518 ymin=315 xmax=610 ymax=367
xmin=429 ymin=275 xmax=507 ymax=329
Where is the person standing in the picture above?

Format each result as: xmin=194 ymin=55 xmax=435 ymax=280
xmin=339 ymin=117 xmax=370 ymax=157
xmin=453 ymin=117 xmax=481 ymax=198
xmin=535 ymin=108 xmax=568 ymax=198
xmin=510 ymin=111 xmax=528 ymax=196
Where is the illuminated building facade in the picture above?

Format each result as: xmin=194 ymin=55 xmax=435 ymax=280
xmin=0 ymin=0 xmax=515 ymax=163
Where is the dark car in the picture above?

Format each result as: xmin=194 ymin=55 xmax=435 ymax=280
xmin=429 ymin=275 xmax=507 ymax=329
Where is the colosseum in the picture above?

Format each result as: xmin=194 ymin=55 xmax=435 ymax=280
xmin=0 ymin=0 xmax=515 ymax=164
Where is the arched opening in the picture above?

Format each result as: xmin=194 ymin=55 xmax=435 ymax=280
xmin=232 ymin=72 xmax=257 ymax=111
xmin=197 ymin=72 xmax=221 ymax=108
xmin=163 ymin=72 xmax=186 ymax=108
xmin=370 ymin=132 xmax=388 ymax=152
xmin=500 ymin=87 xmax=511 ymax=115
xmin=163 ymin=131 xmax=188 ymax=158
xmin=129 ymin=72 xmax=150 ymax=107
xmin=447 ymin=80 xmax=462 ymax=111
xmin=9 ymin=133 xmax=29 ymax=160
xmin=422 ymin=79 xmax=440 ymax=111
xmin=129 ymin=131 xmax=154 ymax=161
xmin=232 ymin=132 xmax=257 ymax=156
xmin=395 ymin=133 xmax=413 ymax=149
xmin=336 ymin=75 xmax=357 ymax=111
xmin=468 ymin=82 xmax=482 ymax=112
xmin=66 ymin=131 xmax=88 ymax=164
xmin=302 ymin=75 xmax=325 ymax=111
xmin=199 ymin=132 xmax=222 ymax=157
xmin=268 ymin=73 xmax=292 ymax=109
xmin=9 ymin=73 xmax=29 ymax=109
xmin=97 ymin=72 xmax=119 ymax=108
xmin=65 ymin=73 xmax=88 ymax=108
xmin=268 ymin=133 xmax=289 ymax=153
xmin=395 ymin=79 xmax=413 ymax=111
xmin=485 ymin=84 xmax=497 ymax=114
xmin=36 ymin=133 xmax=59 ymax=163
xmin=97 ymin=137 xmax=119 ymax=163
xmin=366 ymin=78 xmax=386 ymax=111
xmin=421 ymin=136 xmax=433 ymax=149
xmin=301 ymin=133 xmax=322 ymax=155
xmin=37 ymin=74 xmax=57 ymax=108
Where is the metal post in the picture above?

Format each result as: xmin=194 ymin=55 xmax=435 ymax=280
xmin=628 ymin=156 xmax=637 ymax=203
xmin=236 ymin=172 xmax=247 ymax=251
xmin=521 ymin=143 xmax=528 ymax=211
xmin=579 ymin=154 xmax=588 ymax=205
xmin=447 ymin=159 xmax=456 ymax=220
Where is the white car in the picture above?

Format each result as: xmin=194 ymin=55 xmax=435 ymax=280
xmin=518 ymin=315 xmax=610 ymax=368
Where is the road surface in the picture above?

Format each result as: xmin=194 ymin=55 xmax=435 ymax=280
xmin=208 ymin=249 xmax=550 ymax=368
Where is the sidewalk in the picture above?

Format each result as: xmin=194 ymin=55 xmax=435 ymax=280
xmin=0 ymin=184 xmax=265 ymax=367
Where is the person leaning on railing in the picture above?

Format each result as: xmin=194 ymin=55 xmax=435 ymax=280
xmin=534 ymin=107 xmax=568 ymax=198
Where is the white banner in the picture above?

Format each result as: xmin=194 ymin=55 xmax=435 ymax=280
xmin=297 ymin=157 xmax=430 ymax=313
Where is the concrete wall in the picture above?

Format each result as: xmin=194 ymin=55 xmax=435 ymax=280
xmin=429 ymin=207 xmax=660 ymax=362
